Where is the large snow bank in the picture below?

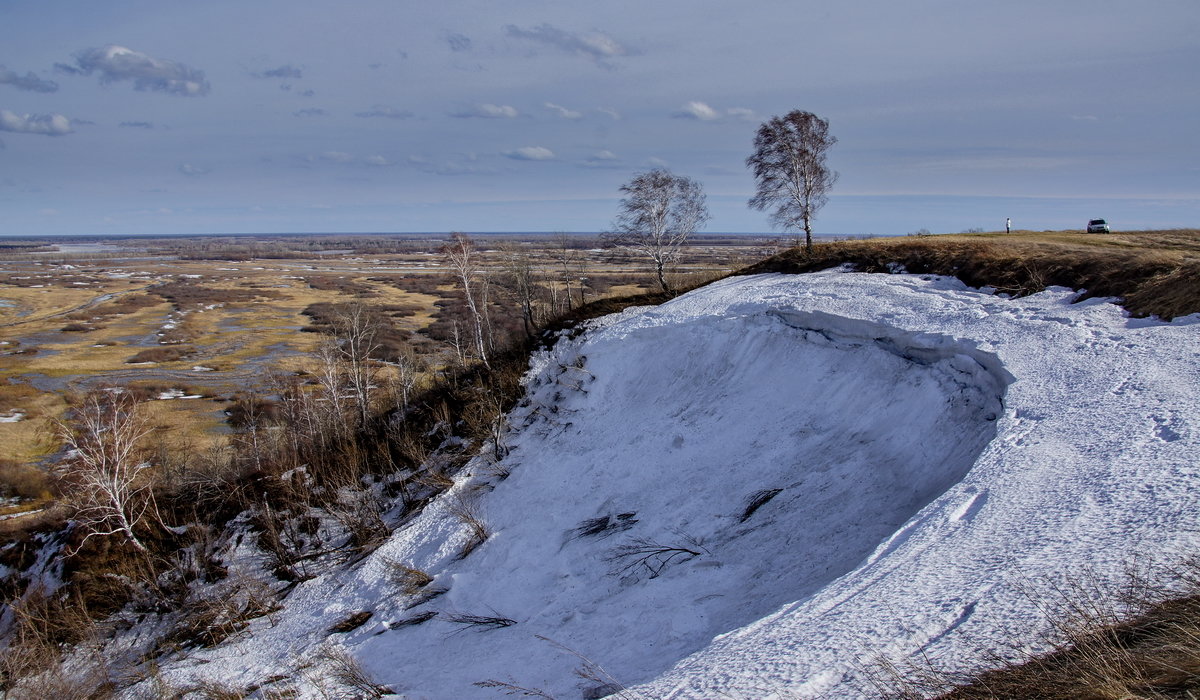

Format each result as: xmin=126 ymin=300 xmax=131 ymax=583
xmin=142 ymin=271 xmax=1200 ymax=699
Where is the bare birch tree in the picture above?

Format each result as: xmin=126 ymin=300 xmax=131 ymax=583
xmin=442 ymin=232 xmax=489 ymax=366
xmin=746 ymin=110 xmax=838 ymax=252
xmin=333 ymin=303 xmax=382 ymax=429
xmin=550 ymin=232 xmax=581 ymax=311
xmin=57 ymin=388 xmax=156 ymax=552
xmin=607 ymin=168 xmax=709 ymax=292
xmin=498 ymin=241 xmax=540 ymax=338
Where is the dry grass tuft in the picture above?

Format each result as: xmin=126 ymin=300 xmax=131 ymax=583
xmin=870 ymin=560 xmax=1200 ymax=699
xmin=447 ymin=492 xmax=491 ymax=560
xmin=382 ymin=558 xmax=434 ymax=595
xmin=311 ymin=643 xmax=394 ymax=698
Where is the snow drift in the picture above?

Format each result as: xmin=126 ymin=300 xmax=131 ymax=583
xmin=140 ymin=271 xmax=1200 ymax=699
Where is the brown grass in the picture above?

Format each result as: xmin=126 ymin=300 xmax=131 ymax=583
xmin=125 ymin=346 xmax=193 ymax=364
xmin=870 ymin=561 xmax=1200 ymax=700
xmin=740 ymin=229 xmax=1200 ymax=319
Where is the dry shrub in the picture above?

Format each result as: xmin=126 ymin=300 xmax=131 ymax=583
xmin=151 ymin=281 xmax=282 ymax=309
xmin=447 ymin=493 xmax=491 ymax=560
xmin=153 ymin=575 xmax=279 ymax=654
xmin=382 ymin=558 xmax=434 ymax=595
xmin=311 ymin=643 xmax=393 ymax=698
xmin=0 ymin=589 xmax=109 ymax=696
xmin=184 ymin=679 xmax=247 ymax=699
xmin=0 ymin=459 xmax=53 ymax=501
xmin=330 ymin=488 xmax=389 ymax=556
xmin=306 ymin=276 xmax=377 ymax=297
xmin=125 ymin=346 xmax=193 ymax=364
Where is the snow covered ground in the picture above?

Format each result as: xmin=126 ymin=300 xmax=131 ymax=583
xmin=140 ymin=270 xmax=1200 ymax=699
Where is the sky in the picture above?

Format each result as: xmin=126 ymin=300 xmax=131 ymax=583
xmin=1 ymin=0 xmax=1197 ymax=237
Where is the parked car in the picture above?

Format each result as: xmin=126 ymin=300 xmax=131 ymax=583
xmin=1087 ymin=218 xmax=1111 ymax=233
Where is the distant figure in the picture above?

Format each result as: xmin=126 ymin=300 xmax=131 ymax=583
xmin=1006 ymin=217 xmax=1011 ymax=233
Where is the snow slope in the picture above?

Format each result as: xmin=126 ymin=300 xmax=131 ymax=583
xmin=143 ymin=270 xmax=1200 ymax=699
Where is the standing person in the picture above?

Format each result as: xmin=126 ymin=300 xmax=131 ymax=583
xmin=1006 ymin=217 xmax=1011 ymax=233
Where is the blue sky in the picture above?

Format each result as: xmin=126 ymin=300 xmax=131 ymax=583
xmin=1 ymin=0 xmax=1197 ymax=236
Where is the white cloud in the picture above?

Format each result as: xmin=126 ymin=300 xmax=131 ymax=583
xmin=598 ymin=108 xmax=621 ymax=120
xmin=544 ymin=102 xmax=583 ymax=120
xmin=674 ymin=101 xmax=721 ymax=121
xmin=320 ymin=151 xmax=354 ymax=163
xmin=294 ymin=108 xmax=327 ymax=117
xmin=452 ymin=103 xmax=519 ymax=119
xmin=581 ymin=149 xmax=621 ymax=168
xmin=672 ymin=102 xmax=756 ymax=122
xmin=505 ymin=24 xmax=626 ymax=65
xmin=0 ymin=110 xmax=73 ymax=136
xmin=503 ymin=146 xmax=555 ymax=161
xmin=57 ymin=45 xmax=210 ymax=96
xmin=364 ymin=155 xmax=392 ymax=166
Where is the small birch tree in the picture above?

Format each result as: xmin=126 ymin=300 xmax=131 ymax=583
xmin=607 ymin=168 xmax=709 ymax=292
xmin=57 ymin=389 xmax=156 ymax=552
xmin=333 ymin=303 xmax=382 ymax=430
xmin=442 ymin=232 xmax=489 ymax=366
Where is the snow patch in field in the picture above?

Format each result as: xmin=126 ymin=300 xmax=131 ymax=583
xmin=156 ymin=389 xmax=202 ymax=400
xmin=0 ymin=410 xmax=25 ymax=423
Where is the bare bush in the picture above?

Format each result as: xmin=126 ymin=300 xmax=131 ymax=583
xmin=312 ymin=643 xmax=394 ymax=698
xmin=473 ymin=677 xmax=556 ymax=698
xmin=447 ymin=493 xmax=491 ymax=559
xmin=153 ymin=575 xmax=279 ymax=654
xmin=571 ymin=512 xmax=638 ymax=540
xmin=0 ymin=589 xmax=111 ymax=698
xmin=607 ymin=534 xmax=707 ymax=580
xmin=443 ymin=611 xmax=517 ymax=631
xmin=330 ymin=488 xmax=389 ymax=557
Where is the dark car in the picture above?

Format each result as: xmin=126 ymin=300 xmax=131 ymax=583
xmin=1087 ymin=218 xmax=1111 ymax=233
